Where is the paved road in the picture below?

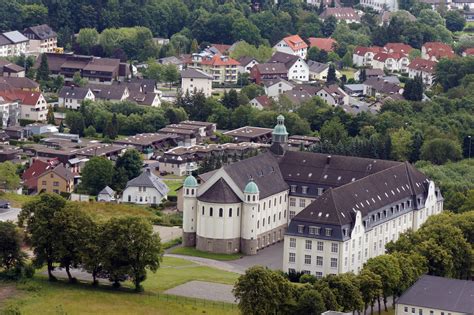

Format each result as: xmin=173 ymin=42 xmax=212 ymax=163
xmin=0 ymin=207 xmax=21 ymax=222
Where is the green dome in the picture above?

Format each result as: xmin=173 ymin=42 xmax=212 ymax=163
xmin=183 ymin=175 xmax=198 ymax=187
xmin=244 ymin=180 xmax=259 ymax=194
xmin=273 ymin=115 xmax=288 ymax=136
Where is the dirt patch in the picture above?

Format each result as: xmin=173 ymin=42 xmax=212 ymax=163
xmin=0 ymin=285 xmax=18 ymax=304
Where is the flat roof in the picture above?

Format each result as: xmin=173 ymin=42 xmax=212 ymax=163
xmin=114 ymin=133 xmax=176 ymax=146
xmin=223 ymin=126 xmax=273 ymax=138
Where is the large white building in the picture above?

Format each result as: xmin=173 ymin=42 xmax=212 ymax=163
xmin=360 ymin=0 xmax=398 ymax=11
xmin=182 ymin=116 xmax=443 ymax=275
xmin=273 ymin=35 xmax=308 ymax=59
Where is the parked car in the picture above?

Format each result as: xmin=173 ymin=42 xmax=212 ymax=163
xmin=0 ymin=200 xmax=11 ymax=209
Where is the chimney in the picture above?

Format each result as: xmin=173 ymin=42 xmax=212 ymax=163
xmin=326 ymin=155 xmax=331 ymax=165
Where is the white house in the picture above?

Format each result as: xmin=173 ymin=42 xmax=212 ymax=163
xmin=0 ymin=31 xmax=29 ymax=57
xmin=0 ymin=97 xmax=19 ymax=128
xmin=315 ymin=84 xmax=349 ymax=106
xmin=238 ymin=57 xmax=259 ymax=74
xmin=353 ymin=46 xmax=383 ymax=67
xmin=307 ymin=61 xmax=342 ymax=81
xmin=371 ymin=52 xmax=410 ymax=73
xmin=408 ymin=58 xmax=436 ymax=86
xmin=122 ymin=168 xmax=169 ymax=205
xmin=360 ymin=0 xmax=398 ymax=11
xmin=180 ymin=68 xmax=213 ymax=97
xmin=421 ymin=42 xmax=455 ymax=62
xmin=0 ymin=90 xmax=48 ymax=121
xmin=263 ymin=78 xmax=295 ymax=99
xmin=97 ymin=186 xmax=116 ymax=202
xmin=23 ymin=24 xmax=58 ymax=54
xmin=250 ymin=95 xmax=272 ymax=110
xmin=269 ymin=52 xmax=309 ymax=82
xmin=273 ymin=35 xmax=308 ymax=59
xmin=58 ymin=86 xmax=95 ymax=110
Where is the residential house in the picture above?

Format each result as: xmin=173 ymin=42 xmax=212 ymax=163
xmin=191 ymin=54 xmax=240 ymax=84
xmin=263 ymin=78 xmax=295 ymax=99
xmin=320 ymin=8 xmax=361 ymax=23
xmin=97 ymin=186 xmax=116 ymax=202
xmin=269 ymin=52 xmax=309 ymax=82
xmin=250 ymin=95 xmax=272 ymax=110
xmin=0 ymin=145 xmax=20 ymax=162
xmin=22 ymin=158 xmax=60 ymax=194
xmin=384 ymin=43 xmax=413 ymax=56
xmin=380 ymin=11 xmax=416 ymax=25
xmin=308 ymin=38 xmax=337 ymax=52
xmin=158 ymin=56 xmax=184 ymax=71
xmin=223 ymin=126 xmax=273 ymax=143
xmin=314 ymin=84 xmax=349 ymax=106
xmin=114 ymin=133 xmax=178 ymax=156
xmin=354 ymin=68 xmax=384 ymax=82
xmin=238 ymin=57 xmax=259 ymax=74
xmin=206 ymin=44 xmax=232 ymax=56
xmin=3 ymin=125 xmax=30 ymax=140
xmin=180 ymin=68 xmax=213 ymax=97
xmin=395 ymin=275 xmax=474 ymax=315
xmin=23 ymin=24 xmax=57 ymax=54
xmin=158 ymin=126 xmax=197 ymax=147
xmin=36 ymin=163 xmax=74 ymax=195
xmin=250 ymin=63 xmax=288 ymax=84
xmin=0 ymin=97 xmax=20 ymax=127
xmin=273 ymin=35 xmax=308 ymax=59
xmin=287 ymin=135 xmax=320 ymax=151
xmin=307 ymin=61 xmax=341 ymax=81
xmin=58 ymin=86 xmax=95 ymax=110
xmin=353 ymin=46 xmax=383 ymax=67
xmin=364 ymin=77 xmax=402 ymax=97
xmin=306 ymin=0 xmax=342 ymax=6
xmin=122 ymin=168 xmax=169 ymax=205
xmin=25 ymin=123 xmax=58 ymax=135
xmin=124 ymin=79 xmax=161 ymax=107
xmin=180 ymin=121 xmax=217 ymax=138
xmin=408 ymin=58 xmax=436 ymax=86
xmin=282 ymin=89 xmax=313 ymax=106
xmin=0 ymin=77 xmax=39 ymax=91
xmin=371 ymin=52 xmax=410 ymax=72
xmin=0 ymin=60 xmax=25 ymax=77
xmin=0 ymin=31 xmax=28 ymax=57
xmin=421 ymin=42 xmax=455 ymax=62
xmin=360 ymin=0 xmax=398 ymax=11
xmin=0 ymin=90 xmax=48 ymax=121
xmin=451 ymin=0 xmax=474 ymax=9
xmin=86 ymin=83 xmax=129 ymax=102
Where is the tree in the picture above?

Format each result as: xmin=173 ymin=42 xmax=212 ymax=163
xmin=364 ymin=255 xmax=402 ymax=312
xmin=241 ymin=84 xmax=265 ymax=100
xmin=73 ymin=71 xmax=87 ymax=87
xmin=102 ymin=216 xmax=162 ymax=291
xmin=18 ymin=194 xmax=67 ymax=281
xmin=295 ymin=288 xmax=326 ymax=315
xmin=403 ymin=75 xmax=423 ymax=101
xmin=445 ymin=10 xmax=465 ymax=32
xmin=233 ymin=266 xmax=295 ymax=315
xmin=115 ymin=149 xmax=143 ymax=181
xmin=104 ymin=113 xmax=119 ymax=139
xmin=0 ymin=221 xmax=25 ymax=271
xmin=80 ymin=219 xmax=103 ymax=286
xmin=418 ymin=9 xmax=445 ymax=28
xmin=420 ymin=138 xmax=462 ymax=164
xmin=65 ymin=111 xmax=85 ymax=136
xmin=409 ymin=130 xmax=423 ymax=162
xmin=322 ymin=16 xmax=337 ymax=37
xmin=307 ymin=46 xmax=328 ymax=63
xmin=161 ymin=64 xmax=179 ymax=89
xmin=323 ymin=273 xmax=364 ymax=312
xmin=0 ymin=161 xmax=20 ymax=191
xmin=36 ymin=53 xmax=50 ymax=82
xmin=320 ymin=117 xmax=348 ymax=145
xmin=222 ymin=89 xmax=240 ymax=109
xmin=390 ymin=128 xmax=413 ymax=161
xmin=326 ymin=64 xmax=338 ymax=84
xmin=46 ymin=105 xmax=55 ymax=125
xmin=358 ymin=269 xmax=383 ymax=315
xmin=76 ymin=28 xmax=99 ymax=54
xmin=20 ymin=4 xmax=48 ymax=28
xmin=80 ymin=157 xmax=115 ymax=195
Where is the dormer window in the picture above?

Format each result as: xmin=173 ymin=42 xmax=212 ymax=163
xmin=302 ymin=186 xmax=308 ymax=194
xmin=298 ymin=225 xmax=304 ymax=233
xmin=290 ymin=185 xmax=297 ymax=193
xmin=318 ymin=188 xmax=324 ymax=195
xmin=325 ymin=228 xmax=332 ymax=236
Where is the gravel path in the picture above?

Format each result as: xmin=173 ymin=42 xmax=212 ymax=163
xmin=165 ymin=254 xmax=245 ymax=274
xmin=164 ymin=280 xmax=236 ymax=304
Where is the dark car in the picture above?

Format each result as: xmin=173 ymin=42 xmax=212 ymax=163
xmin=0 ymin=200 xmax=11 ymax=209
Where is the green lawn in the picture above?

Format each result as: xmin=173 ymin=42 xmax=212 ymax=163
xmin=2 ymin=256 xmax=239 ymax=315
xmin=170 ymin=247 xmax=243 ymax=261
xmin=340 ymin=68 xmax=356 ymax=80
xmin=79 ymin=202 xmax=156 ymax=221
xmin=0 ymin=192 xmax=34 ymax=208
xmin=164 ymin=180 xmax=183 ymax=198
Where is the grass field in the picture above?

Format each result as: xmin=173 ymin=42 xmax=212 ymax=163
xmin=0 ymin=192 xmax=34 ymax=208
xmin=79 ymin=202 xmax=156 ymax=221
xmin=340 ymin=67 xmax=356 ymax=80
xmin=1 ymin=256 xmax=239 ymax=315
xmin=170 ymin=247 xmax=242 ymax=261
xmin=164 ymin=180 xmax=183 ymax=198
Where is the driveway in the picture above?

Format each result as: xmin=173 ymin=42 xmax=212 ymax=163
xmin=0 ymin=207 xmax=21 ymax=222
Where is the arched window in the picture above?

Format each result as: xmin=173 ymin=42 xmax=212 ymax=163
xmin=253 ymin=195 xmax=256 ymax=201
xmin=219 ymin=208 xmax=223 ymax=217
xmin=229 ymin=208 xmax=232 ymax=217
xmin=186 ymin=189 xmax=189 ymax=195
xmin=191 ymin=189 xmax=194 ymax=194
xmin=247 ymin=195 xmax=250 ymax=202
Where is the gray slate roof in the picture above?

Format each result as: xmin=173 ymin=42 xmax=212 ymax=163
xmin=397 ymin=275 xmax=474 ymax=313
xmin=23 ymin=24 xmax=57 ymax=40
xmin=198 ymin=178 xmax=241 ymax=203
xmin=307 ymin=60 xmax=329 ymax=74
xmin=98 ymin=186 xmax=115 ymax=196
xmin=2 ymin=31 xmax=28 ymax=43
xmin=269 ymin=52 xmax=301 ymax=69
xmin=180 ymin=68 xmax=213 ymax=80
xmin=58 ymin=86 xmax=91 ymax=100
xmin=126 ymin=169 xmax=169 ymax=196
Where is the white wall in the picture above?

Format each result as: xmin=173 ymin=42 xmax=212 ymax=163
xmin=181 ymin=77 xmax=213 ymax=97
xmin=122 ymin=186 xmax=166 ymax=204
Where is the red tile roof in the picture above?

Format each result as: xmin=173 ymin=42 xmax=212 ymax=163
xmin=308 ymin=38 xmax=337 ymax=52
xmin=282 ymin=35 xmax=308 ymax=51
xmin=0 ymin=89 xmax=42 ymax=106
xmin=464 ymin=48 xmax=474 ymax=56
xmin=200 ymin=54 xmax=240 ymax=66
xmin=423 ymin=42 xmax=455 ymax=60
xmin=254 ymin=95 xmax=272 ymax=108
xmin=408 ymin=58 xmax=436 ymax=74
xmin=22 ymin=158 xmax=59 ymax=190
xmin=373 ymin=52 xmax=404 ymax=62
xmin=384 ymin=43 xmax=413 ymax=55
xmin=211 ymin=44 xmax=232 ymax=55
xmin=354 ymin=46 xmax=383 ymax=56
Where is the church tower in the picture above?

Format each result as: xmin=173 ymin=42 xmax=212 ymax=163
xmin=270 ymin=115 xmax=289 ymax=155
xmin=182 ymin=174 xmax=198 ymax=247
xmin=241 ymin=179 xmax=259 ymax=255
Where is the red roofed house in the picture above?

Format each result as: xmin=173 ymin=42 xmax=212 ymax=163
xmin=384 ymin=43 xmax=413 ymax=55
xmin=0 ymin=90 xmax=48 ymax=121
xmin=320 ymin=8 xmax=361 ymax=24
xmin=353 ymin=46 xmax=383 ymax=67
xmin=371 ymin=52 xmax=410 ymax=72
xmin=462 ymin=48 xmax=474 ymax=57
xmin=408 ymin=58 xmax=436 ymax=86
xmin=422 ymin=42 xmax=455 ymax=62
xmin=250 ymin=95 xmax=272 ymax=110
xmin=308 ymin=37 xmax=337 ymax=52
xmin=191 ymin=54 xmax=240 ymax=84
xmin=22 ymin=158 xmax=59 ymax=194
xmin=250 ymin=63 xmax=288 ymax=84
xmin=273 ymin=35 xmax=308 ymax=59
